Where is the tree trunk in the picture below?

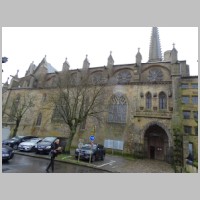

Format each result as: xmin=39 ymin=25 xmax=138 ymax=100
xmin=11 ymin=118 xmax=21 ymax=138
xmin=65 ymin=126 xmax=77 ymax=155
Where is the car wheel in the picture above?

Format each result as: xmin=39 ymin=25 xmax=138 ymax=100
xmin=13 ymin=144 xmax=18 ymax=150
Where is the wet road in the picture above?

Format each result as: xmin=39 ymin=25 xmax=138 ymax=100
xmin=2 ymin=154 xmax=108 ymax=173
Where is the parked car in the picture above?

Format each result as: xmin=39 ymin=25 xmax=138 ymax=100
xmin=35 ymin=136 xmax=58 ymax=154
xmin=2 ymin=145 xmax=14 ymax=161
xmin=75 ymin=143 xmax=106 ymax=162
xmin=18 ymin=138 xmax=43 ymax=152
xmin=2 ymin=135 xmax=38 ymax=150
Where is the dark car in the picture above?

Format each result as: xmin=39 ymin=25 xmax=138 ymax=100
xmin=35 ymin=136 xmax=58 ymax=154
xmin=2 ymin=145 xmax=14 ymax=161
xmin=75 ymin=143 xmax=106 ymax=162
xmin=2 ymin=135 xmax=38 ymax=150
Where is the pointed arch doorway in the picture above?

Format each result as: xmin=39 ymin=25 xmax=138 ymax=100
xmin=144 ymin=124 xmax=169 ymax=161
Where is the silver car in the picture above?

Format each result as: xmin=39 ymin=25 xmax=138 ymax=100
xmin=18 ymin=138 xmax=43 ymax=152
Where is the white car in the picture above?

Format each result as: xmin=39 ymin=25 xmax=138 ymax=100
xmin=18 ymin=138 xmax=43 ymax=152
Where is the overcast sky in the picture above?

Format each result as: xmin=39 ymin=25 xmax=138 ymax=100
xmin=2 ymin=27 xmax=198 ymax=84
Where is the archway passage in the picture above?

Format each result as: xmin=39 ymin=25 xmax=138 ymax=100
xmin=144 ymin=124 xmax=169 ymax=161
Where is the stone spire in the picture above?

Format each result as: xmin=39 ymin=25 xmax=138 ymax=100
xmin=82 ymin=55 xmax=90 ymax=69
xmin=107 ymin=51 xmax=114 ymax=66
xmin=171 ymin=43 xmax=178 ymax=64
xmin=62 ymin=57 xmax=70 ymax=71
xmin=136 ymin=48 xmax=142 ymax=67
xmin=148 ymin=27 xmax=162 ymax=62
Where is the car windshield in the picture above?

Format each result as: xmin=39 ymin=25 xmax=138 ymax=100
xmin=11 ymin=136 xmax=23 ymax=140
xmin=27 ymin=138 xmax=40 ymax=142
xmin=81 ymin=144 xmax=97 ymax=150
xmin=42 ymin=137 xmax=56 ymax=142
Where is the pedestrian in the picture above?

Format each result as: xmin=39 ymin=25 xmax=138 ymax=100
xmin=46 ymin=139 xmax=62 ymax=173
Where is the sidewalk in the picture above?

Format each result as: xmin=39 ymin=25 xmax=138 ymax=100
xmin=15 ymin=150 xmax=175 ymax=173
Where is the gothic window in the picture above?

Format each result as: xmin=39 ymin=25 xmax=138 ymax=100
xmin=52 ymin=108 xmax=60 ymax=122
xmin=146 ymin=92 xmax=152 ymax=109
xmin=36 ymin=113 xmax=42 ymax=126
xmin=108 ymin=93 xmax=127 ymax=124
xmin=117 ymin=71 xmax=132 ymax=84
xmin=92 ymin=72 xmax=103 ymax=84
xmin=159 ymin=92 xmax=167 ymax=109
xmin=148 ymin=69 xmax=163 ymax=82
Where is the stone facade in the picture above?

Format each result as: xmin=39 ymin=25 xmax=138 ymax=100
xmin=2 ymin=27 xmax=198 ymax=164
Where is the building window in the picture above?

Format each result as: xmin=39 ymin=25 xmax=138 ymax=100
xmin=146 ymin=92 xmax=152 ymax=109
xmin=117 ymin=71 xmax=132 ymax=84
xmin=193 ymin=111 xmax=198 ymax=121
xmin=181 ymin=83 xmax=189 ymax=89
xmin=108 ymin=93 xmax=127 ymax=124
xmin=159 ymin=92 xmax=167 ymax=109
xmin=191 ymin=83 xmax=198 ymax=89
xmin=51 ymin=106 xmax=65 ymax=123
xmin=194 ymin=127 xmax=198 ymax=135
xmin=36 ymin=113 xmax=42 ymax=126
xmin=184 ymin=126 xmax=192 ymax=135
xmin=192 ymin=96 xmax=198 ymax=104
xmin=186 ymin=142 xmax=194 ymax=164
xmin=183 ymin=111 xmax=190 ymax=119
xmin=182 ymin=96 xmax=190 ymax=104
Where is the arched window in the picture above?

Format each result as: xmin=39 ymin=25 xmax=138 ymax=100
xmin=36 ymin=113 xmax=42 ymax=126
xmin=146 ymin=92 xmax=152 ymax=109
xmin=108 ymin=93 xmax=127 ymax=124
xmin=159 ymin=92 xmax=167 ymax=109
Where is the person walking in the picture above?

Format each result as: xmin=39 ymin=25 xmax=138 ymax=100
xmin=46 ymin=139 xmax=62 ymax=173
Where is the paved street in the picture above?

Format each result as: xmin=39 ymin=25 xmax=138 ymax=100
xmin=95 ymin=154 xmax=174 ymax=173
xmin=6 ymin=151 xmax=175 ymax=173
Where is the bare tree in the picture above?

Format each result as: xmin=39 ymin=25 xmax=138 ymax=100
xmin=50 ymin=71 xmax=106 ymax=154
xmin=3 ymin=93 xmax=35 ymax=138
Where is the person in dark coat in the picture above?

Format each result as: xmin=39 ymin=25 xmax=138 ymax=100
xmin=46 ymin=139 xmax=62 ymax=173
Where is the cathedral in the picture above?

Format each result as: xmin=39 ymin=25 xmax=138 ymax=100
xmin=2 ymin=27 xmax=198 ymax=166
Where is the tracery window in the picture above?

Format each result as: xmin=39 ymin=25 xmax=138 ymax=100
xmin=51 ymin=106 xmax=65 ymax=123
xmin=146 ymin=92 xmax=152 ymax=109
xmin=117 ymin=71 xmax=132 ymax=84
xmin=108 ymin=93 xmax=127 ymax=123
xmin=148 ymin=69 xmax=163 ymax=82
xmin=159 ymin=92 xmax=167 ymax=109
xmin=92 ymin=72 xmax=103 ymax=84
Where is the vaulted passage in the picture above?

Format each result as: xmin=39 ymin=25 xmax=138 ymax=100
xmin=144 ymin=125 xmax=169 ymax=161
